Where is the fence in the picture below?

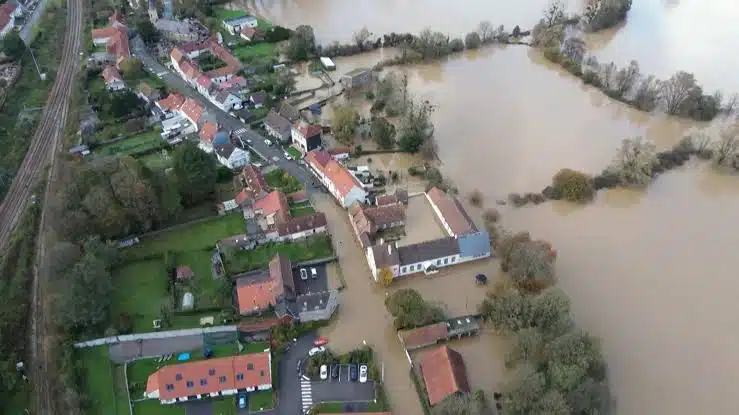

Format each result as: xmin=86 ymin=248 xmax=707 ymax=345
xmin=123 ymin=361 xmax=133 ymax=415
xmin=73 ymin=325 xmax=238 ymax=348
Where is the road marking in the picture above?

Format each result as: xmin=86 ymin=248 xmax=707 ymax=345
xmin=234 ymin=128 xmax=248 ymax=135
xmin=302 ymin=375 xmax=309 ymax=381
xmin=301 ymin=380 xmax=313 ymax=412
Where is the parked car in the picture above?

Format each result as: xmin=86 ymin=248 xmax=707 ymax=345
xmin=284 ymin=151 xmax=292 ymax=160
xmin=264 ymin=139 xmax=273 ymax=146
xmin=359 ymin=365 xmax=368 ymax=383
xmin=300 ymin=268 xmax=308 ymax=280
xmin=331 ymin=364 xmax=339 ymax=379
xmin=308 ymin=346 xmax=325 ymax=357
xmin=238 ymin=394 xmax=247 ymax=408
xmin=296 ymin=359 xmax=302 ymax=373
xmin=311 ymin=268 xmax=318 ymax=279
xmin=320 ymin=364 xmax=328 ymax=380
xmin=314 ymin=337 xmax=328 ymax=346
xmin=272 ymin=156 xmax=279 ymax=162
xmin=349 ymin=364 xmax=358 ymax=382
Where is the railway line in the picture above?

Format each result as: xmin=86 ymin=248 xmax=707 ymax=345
xmin=0 ymin=0 xmax=83 ymax=413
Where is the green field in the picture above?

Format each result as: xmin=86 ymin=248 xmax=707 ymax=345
xmin=264 ymin=168 xmax=303 ymax=193
xmin=287 ymin=147 xmax=303 ymax=160
xmin=232 ymin=42 xmax=277 ymax=61
xmin=112 ymin=259 xmax=169 ymax=332
xmin=140 ymin=150 xmax=173 ymax=170
xmin=225 ymin=234 xmax=333 ymax=273
xmin=289 ymin=201 xmax=316 ymax=217
xmin=97 ymin=130 xmax=164 ymax=156
xmin=79 ymin=347 xmax=130 ymax=415
xmin=249 ymin=390 xmax=275 ymax=411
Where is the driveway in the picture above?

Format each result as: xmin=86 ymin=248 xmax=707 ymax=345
xmin=129 ymin=35 xmax=321 ymax=194
xmin=311 ymin=379 xmax=375 ymax=403
xmin=276 ymin=333 xmax=317 ymax=415
xmin=183 ymin=400 xmax=212 ymax=415
xmin=293 ymin=263 xmax=329 ymax=296
xmin=108 ymin=334 xmax=205 ymax=363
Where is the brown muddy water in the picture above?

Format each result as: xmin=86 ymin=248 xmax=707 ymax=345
xmin=245 ymin=0 xmax=739 ymax=413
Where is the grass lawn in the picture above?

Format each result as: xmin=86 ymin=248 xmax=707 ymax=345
xmin=212 ymin=397 xmax=236 ymax=415
xmin=139 ymin=150 xmax=173 ymax=170
xmin=213 ymin=7 xmax=250 ymax=21
xmin=264 ymin=168 xmax=303 ymax=193
xmin=225 ymin=234 xmax=333 ymax=273
xmin=124 ymin=214 xmax=246 ymax=260
xmin=79 ymin=347 xmax=130 ymax=415
xmin=232 ymin=42 xmax=276 ymax=61
xmin=289 ymin=201 xmax=316 ymax=217
xmin=243 ymin=341 xmax=269 ymax=354
xmin=249 ymin=390 xmax=275 ymax=411
xmin=97 ymin=130 xmax=165 ymax=156
xmin=287 ymin=146 xmax=303 ymax=160
xmin=112 ymin=259 xmax=169 ymax=332
xmin=133 ymin=400 xmax=185 ymax=415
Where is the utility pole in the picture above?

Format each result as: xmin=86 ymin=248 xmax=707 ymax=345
xmin=24 ymin=37 xmax=45 ymax=81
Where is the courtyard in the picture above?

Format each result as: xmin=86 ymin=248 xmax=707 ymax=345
xmin=397 ymin=195 xmax=448 ymax=247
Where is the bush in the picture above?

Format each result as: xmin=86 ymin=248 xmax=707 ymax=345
xmin=468 ymin=189 xmax=483 ymax=207
xmin=551 ymin=168 xmax=594 ymax=203
xmin=508 ymin=193 xmax=527 ymax=207
xmin=542 ymin=47 xmax=563 ymax=63
xmin=482 ymin=208 xmax=500 ymax=224
xmin=582 ymin=70 xmax=601 ymax=86
xmin=216 ymin=166 xmax=233 ymax=183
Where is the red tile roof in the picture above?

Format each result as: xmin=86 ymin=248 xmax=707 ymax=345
xmin=268 ymin=253 xmax=295 ymax=297
xmin=253 ymin=190 xmax=289 ymax=220
xmin=146 ymin=352 xmax=271 ymax=401
xmin=236 ymin=276 xmax=281 ymax=313
xmin=196 ymin=74 xmax=212 ymax=88
xmin=178 ymin=59 xmax=200 ymax=80
xmin=0 ymin=2 xmax=17 ymax=31
xmin=295 ymin=122 xmax=322 ymax=139
xmin=180 ymin=97 xmax=205 ymax=124
xmin=305 ymin=151 xmax=362 ymax=198
xmin=426 ymin=187 xmax=476 ymax=237
xmin=242 ymin=165 xmax=267 ymax=194
xmin=277 ymin=212 xmax=327 ymax=237
xmin=157 ymin=93 xmax=186 ymax=111
xmin=398 ymin=323 xmax=448 ymax=350
xmin=101 ymin=66 xmax=122 ymax=84
xmin=240 ymin=27 xmax=264 ymax=39
xmin=170 ymin=47 xmax=185 ymax=64
xmin=235 ymin=188 xmax=257 ymax=206
xmin=420 ymin=346 xmax=470 ymax=406
xmin=199 ymin=121 xmax=219 ymax=144
xmin=91 ymin=26 xmax=119 ymax=40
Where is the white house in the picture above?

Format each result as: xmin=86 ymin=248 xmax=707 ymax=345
xmin=215 ymin=142 xmax=250 ymax=169
xmin=305 ymin=150 xmax=366 ymax=208
xmin=222 ymin=15 xmax=258 ymax=35
xmin=145 ymin=352 xmax=272 ymax=404
xmin=101 ymin=66 xmax=125 ymax=91
xmin=0 ymin=2 xmax=22 ymax=38
xmin=212 ymin=89 xmax=242 ymax=111
xmin=291 ymin=122 xmax=322 ymax=154
xmin=275 ymin=213 xmax=328 ymax=242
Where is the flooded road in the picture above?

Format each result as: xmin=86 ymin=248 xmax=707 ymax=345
xmin=249 ymin=0 xmax=739 ymax=413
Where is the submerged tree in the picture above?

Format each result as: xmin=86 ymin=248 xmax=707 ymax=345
xmin=606 ymin=137 xmax=657 ymax=187
xmin=660 ymin=71 xmax=699 ymax=115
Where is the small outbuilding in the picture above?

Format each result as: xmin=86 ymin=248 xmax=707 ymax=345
xmin=181 ymin=292 xmax=194 ymax=310
xmin=319 ymin=57 xmax=335 ymax=71
xmin=176 ymin=266 xmax=195 ymax=281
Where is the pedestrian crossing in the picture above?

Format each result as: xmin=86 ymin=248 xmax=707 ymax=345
xmin=301 ymin=378 xmax=313 ymax=413
xmin=234 ymin=128 xmax=248 ymax=136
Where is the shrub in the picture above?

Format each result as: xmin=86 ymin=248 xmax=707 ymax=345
xmin=482 ymin=208 xmax=500 ymax=224
xmin=508 ymin=193 xmax=527 ymax=207
xmin=468 ymin=189 xmax=483 ymax=207
xmin=582 ymin=70 xmax=601 ymax=86
xmin=551 ymin=168 xmax=594 ymax=203
xmin=542 ymin=47 xmax=563 ymax=63
xmin=216 ymin=166 xmax=233 ymax=183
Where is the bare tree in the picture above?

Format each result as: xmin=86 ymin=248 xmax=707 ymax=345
xmin=660 ymin=71 xmax=699 ymax=115
xmin=613 ymin=60 xmax=640 ymax=96
xmin=599 ymin=61 xmax=617 ymax=91
xmin=633 ymin=75 xmax=661 ymax=112
xmin=477 ymin=20 xmax=495 ymax=43
xmin=543 ymin=0 xmax=566 ymax=26
xmin=607 ymin=137 xmax=657 ymax=187
xmin=723 ymin=93 xmax=739 ymax=115
xmin=711 ymin=125 xmax=739 ymax=167
xmin=562 ymin=36 xmax=586 ymax=64
xmin=352 ymin=26 xmax=372 ymax=49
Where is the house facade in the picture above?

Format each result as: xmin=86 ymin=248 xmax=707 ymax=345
xmin=222 ymin=15 xmax=258 ymax=35
xmin=305 ymin=150 xmax=367 ymax=208
xmin=215 ymin=142 xmax=250 ymax=169
xmin=144 ymin=351 xmax=272 ymax=404
xmin=291 ymin=122 xmax=322 ymax=154
xmin=102 ymin=66 xmax=125 ymax=91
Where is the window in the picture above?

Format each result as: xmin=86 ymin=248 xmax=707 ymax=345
xmin=200 ymin=379 xmax=207 ymax=386
xmin=443 ymin=258 xmax=448 ymax=265
xmin=166 ymin=384 xmax=174 ymax=391
xmin=451 ymin=257 xmax=456 ymax=263
xmin=236 ymin=373 xmax=244 ymax=381
xmin=401 ymin=267 xmax=406 ymax=273
xmin=175 ymin=373 xmax=183 ymax=381
xmin=208 ymin=369 xmax=216 ymax=376
xmin=247 ymin=363 xmax=254 ymax=370
xmin=219 ymin=376 xmax=227 ymax=384
xmin=186 ymin=381 xmax=194 ymax=388
xmin=436 ymin=259 xmax=441 ymax=265
xmin=260 ymin=370 xmax=265 ymax=376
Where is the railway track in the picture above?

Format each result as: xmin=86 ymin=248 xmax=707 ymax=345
xmin=0 ymin=0 xmax=84 ymax=413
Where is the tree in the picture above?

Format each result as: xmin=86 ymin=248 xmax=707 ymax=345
xmin=543 ymin=0 xmax=566 ymax=26
xmin=286 ymin=25 xmax=316 ymax=61
xmin=378 ymin=267 xmax=394 ymax=286
xmin=711 ymin=125 xmax=739 ymax=167
xmin=632 ymin=75 xmax=661 ymax=111
xmin=464 ymin=32 xmax=481 ymax=49
xmin=502 ymin=365 xmax=547 ymax=415
xmin=370 ymin=116 xmax=395 ymax=149
xmin=413 ymin=28 xmax=449 ymax=59
xmin=120 ymin=57 xmax=145 ymax=80
xmin=468 ymin=189 xmax=483 ymax=207
xmin=613 ymin=60 xmax=640 ymax=97
xmin=136 ymin=19 xmax=160 ymax=44
xmin=172 ymin=141 xmax=217 ymax=205
xmin=479 ymin=285 xmax=533 ymax=333
xmin=0 ymin=30 xmax=24 ymax=59
xmin=332 ymin=107 xmax=360 ymax=144
xmin=352 ymin=26 xmax=372 ymax=49
xmin=274 ymin=70 xmax=296 ymax=96
xmin=531 ymin=389 xmax=571 ymax=415
xmin=477 ymin=21 xmax=494 ymax=43
xmin=449 ymin=38 xmax=464 ymax=53
xmin=606 ymin=137 xmax=657 ymax=187
xmin=551 ymin=168 xmax=594 ymax=203
xmin=561 ymin=36 xmax=586 ymax=65
xmin=660 ymin=71 xmax=699 ymax=115
xmin=507 ymin=240 xmax=556 ymax=291
xmin=505 ymin=327 xmax=545 ymax=368
xmin=398 ymin=99 xmax=434 ymax=153
xmin=385 ymin=288 xmax=445 ymax=330
xmin=482 ymin=208 xmax=500 ymax=225
xmin=531 ymin=287 xmax=573 ymax=336
xmin=432 ymin=391 xmax=487 ymax=415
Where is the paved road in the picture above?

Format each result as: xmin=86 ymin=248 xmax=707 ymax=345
xmin=278 ymin=333 xmax=317 ymax=414
xmin=130 ymin=35 xmax=321 ymax=196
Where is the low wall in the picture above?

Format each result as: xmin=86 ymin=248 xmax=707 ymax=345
xmin=73 ymin=325 xmax=238 ymax=348
xmin=293 ymin=256 xmax=337 ymax=268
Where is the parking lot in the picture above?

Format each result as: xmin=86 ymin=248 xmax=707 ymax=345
xmin=292 ymin=263 xmax=329 ymax=296
xmin=311 ymin=378 xmax=375 ymax=404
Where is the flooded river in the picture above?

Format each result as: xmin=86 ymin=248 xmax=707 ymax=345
xmin=244 ymin=0 xmax=739 ymax=413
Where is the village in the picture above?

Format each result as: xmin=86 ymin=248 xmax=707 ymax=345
xmin=57 ymin=3 xmax=500 ymax=415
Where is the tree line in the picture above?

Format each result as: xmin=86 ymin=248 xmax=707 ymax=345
xmin=533 ymin=1 xmax=736 ymax=122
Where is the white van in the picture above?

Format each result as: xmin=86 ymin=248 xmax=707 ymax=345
xmin=264 ymin=139 xmax=273 ymax=146
xmin=311 ymin=268 xmax=318 ymax=279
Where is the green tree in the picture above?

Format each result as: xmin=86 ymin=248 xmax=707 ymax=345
xmin=398 ymin=99 xmax=434 ymax=153
xmin=120 ymin=57 xmax=145 ymax=80
xmin=464 ymin=32 xmax=481 ymax=49
xmin=332 ymin=107 xmax=360 ymax=144
xmin=479 ymin=285 xmax=533 ymax=333
xmin=370 ymin=116 xmax=395 ymax=149
xmin=551 ymin=168 xmax=594 ymax=203
xmin=0 ymin=30 xmax=25 ymax=59
xmin=606 ymin=137 xmax=657 ymax=187
xmin=136 ymin=19 xmax=160 ymax=44
xmin=502 ymin=365 xmax=547 ymax=415
xmin=385 ymin=288 xmax=445 ymax=330
xmin=432 ymin=391 xmax=487 ymax=415
xmin=274 ymin=70 xmax=296 ymax=96
xmin=285 ymin=25 xmax=315 ymax=61
xmin=172 ymin=141 xmax=217 ymax=206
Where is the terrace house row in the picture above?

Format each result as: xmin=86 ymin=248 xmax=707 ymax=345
xmin=305 ymin=150 xmax=367 ymax=208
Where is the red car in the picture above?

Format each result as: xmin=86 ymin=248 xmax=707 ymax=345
xmin=313 ymin=337 xmax=328 ymax=346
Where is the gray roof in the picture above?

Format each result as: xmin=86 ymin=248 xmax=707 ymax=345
xmin=264 ymin=110 xmax=291 ymax=134
xmin=215 ymin=89 xmax=234 ymax=104
xmin=457 ymin=231 xmax=491 ymax=259
xmin=223 ymin=15 xmax=257 ymax=26
xmin=397 ymin=237 xmax=460 ymax=265
xmin=215 ymin=141 xmax=236 ymax=158
xmin=155 ymin=19 xmax=194 ymax=34
xmin=370 ymin=243 xmax=400 ymax=268
xmin=278 ymin=101 xmax=300 ymax=122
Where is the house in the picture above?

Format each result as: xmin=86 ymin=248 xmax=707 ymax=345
xmin=144 ymin=351 xmax=272 ymax=404
xmin=198 ymin=121 xmax=220 ymax=152
xmin=291 ymin=122 xmax=322 ymax=154
xmin=419 ymin=346 xmax=470 ymax=406
xmin=252 ymin=190 xmax=289 ymax=226
xmin=156 ymin=92 xmax=186 ymax=116
xmin=426 ymin=187 xmax=477 ymax=237
xmin=170 ymin=36 xmax=241 ymax=92
xmin=349 ymin=202 xmax=406 ymax=248
xmin=340 ymin=68 xmax=373 ymax=89
xmin=241 ymin=165 xmax=268 ymax=195
xmin=398 ymin=323 xmax=449 ymax=351
xmin=305 ymin=150 xmax=367 ymax=208
xmin=101 ymin=66 xmax=125 ymax=91
xmin=136 ymin=82 xmax=161 ymax=103
xmin=214 ymin=133 xmax=250 ymax=169
xmin=250 ymin=90 xmax=266 ymax=108
xmin=179 ymin=97 xmax=206 ymax=126
xmin=235 ymin=254 xmax=296 ymax=315
xmin=376 ymin=189 xmax=409 ymax=206
xmin=154 ymin=18 xmax=199 ymax=42
xmin=240 ymin=27 xmax=264 ymax=42
xmin=263 ymin=110 xmax=292 ymax=143
xmin=328 ymin=147 xmax=351 ymax=161
xmin=222 ymin=14 xmax=258 ymax=36
xmin=0 ymin=1 xmax=22 ymax=38
xmin=176 ymin=266 xmax=194 ymax=281
xmin=278 ymin=101 xmax=300 ymax=123
xmin=276 ymin=213 xmax=328 ymax=241
xmin=91 ymin=12 xmax=130 ymax=69
xmin=212 ymin=89 xmax=242 ymax=111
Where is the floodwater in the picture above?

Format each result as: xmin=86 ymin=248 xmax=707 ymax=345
xmin=246 ymin=0 xmax=739 ymax=413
